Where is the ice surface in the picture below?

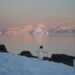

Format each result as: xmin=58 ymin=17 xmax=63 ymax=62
xmin=0 ymin=53 xmax=75 ymax=75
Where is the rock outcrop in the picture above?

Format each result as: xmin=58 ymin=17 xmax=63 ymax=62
xmin=0 ymin=44 xmax=8 ymax=53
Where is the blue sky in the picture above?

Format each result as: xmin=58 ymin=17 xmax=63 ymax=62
xmin=0 ymin=0 xmax=75 ymax=30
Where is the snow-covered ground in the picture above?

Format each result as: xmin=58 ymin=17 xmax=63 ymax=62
xmin=0 ymin=53 xmax=75 ymax=75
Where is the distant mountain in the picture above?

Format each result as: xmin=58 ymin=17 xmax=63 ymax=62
xmin=71 ymin=29 xmax=75 ymax=33
xmin=56 ymin=27 xmax=75 ymax=35
xmin=56 ymin=28 xmax=69 ymax=33
xmin=0 ymin=31 xmax=2 ymax=35
xmin=5 ymin=27 xmax=19 ymax=34
xmin=31 ymin=24 xmax=49 ymax=35
xmin=21 ymin=24 xmax=33 ymax=34
xmin=0 ymin=24 xmax=75 ymax=36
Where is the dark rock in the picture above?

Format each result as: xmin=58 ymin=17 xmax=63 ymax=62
xmin=19 ymin=51 xmax=37 ymax=58
xmin=0 ymin=44 xmax=8 ymax=53
xmin=51 ymin=54 xmax=75 ymax=66
xmin=43 ymin=57 xmax=51 ymax=61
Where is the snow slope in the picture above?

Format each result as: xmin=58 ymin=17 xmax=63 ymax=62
xmin=0 ymin=53 xmax=75 ymax=75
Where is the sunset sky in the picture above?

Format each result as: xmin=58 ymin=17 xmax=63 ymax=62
xmin=0 ymin=0 xmax=75 ymax=31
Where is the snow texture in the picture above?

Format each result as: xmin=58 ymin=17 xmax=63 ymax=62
xmin=0 ymin=53 xmax=75 ymax=75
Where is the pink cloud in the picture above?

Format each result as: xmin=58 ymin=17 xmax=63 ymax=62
xmin=5 ymin=27 xmax=19 ymax=35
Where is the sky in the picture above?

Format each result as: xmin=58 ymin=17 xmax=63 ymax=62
xmin=0 ymin=0 xmax=75 ymax=31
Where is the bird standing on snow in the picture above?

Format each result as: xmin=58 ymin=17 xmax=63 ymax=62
xmin=37 ymin=46 xmax=43 ymax=60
